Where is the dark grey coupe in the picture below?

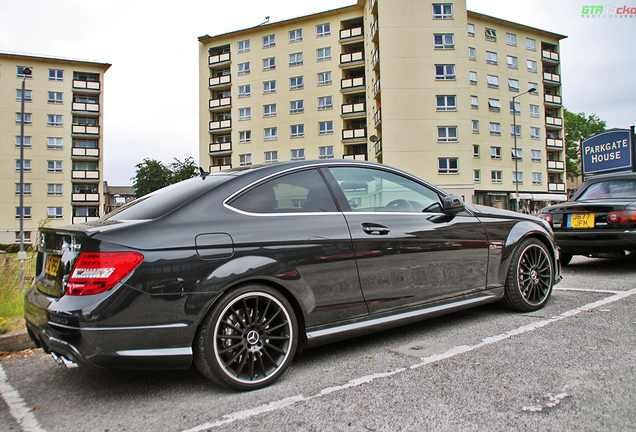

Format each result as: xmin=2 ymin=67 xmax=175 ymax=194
xmin=25 ymin=160 xmax=561 ymax=390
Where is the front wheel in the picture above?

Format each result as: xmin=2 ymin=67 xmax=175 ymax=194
xmin=502 ymin=238 xmax=554 ymax=312
xmin=194 ymin=285 xmax=298 ymax=391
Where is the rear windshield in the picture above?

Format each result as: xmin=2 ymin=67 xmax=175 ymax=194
xmin=104 ymin=175 xmax=231 ymax=220
xmin=577 ymin=179 xmax=636 ymax=200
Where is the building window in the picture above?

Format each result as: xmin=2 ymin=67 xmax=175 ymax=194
xmin=507 ymin=56 xmax=518 ymax=69
xmin=438 ymin=158 xmax=458 ymax=174
xmin=15 ymin=136 xmax=32 ymax=148
xmin=508 ymin=79 xmax=520 ymax=92
xmin=527 ymin=60 xmax=537 ymax=72
xmin=318 ymin=96 xmax=333 ymax=110
xmin=17 ymin=66 xmax=32 ymax=78
xmin=432 ymin=3 xmax=453 ymax=19
xmin=491 ymin=171 xmax=502 ymax=184
xmin=317 ymin=71 xmax=332 ymax=86
xmin=319 ymin=121 xmax=333 ymax=135
xmin=16 ymin=89 xmax=32 ymax=102
xmin=469 ymin=71 xmax=477 ymax=85
xmin=485 ymin=28 xmax=497 ymax=41
xmin=470 ymin=96 xmax=479 ymax=109
xmin=467 ymin=23 xmax=475 ymax=36
xmin=510 ymin=101 xmax=521 ymax=114
xmin=238 ymin=85 xmax=251 ymax=98
xmin=238 ymin=40 xmax=250 ymax=53
xmin=473 ymin=144 xmax=480 ymax=157
xmin=290 ymin=76 xmax=304 ymax=90
xmin=490 ymin=123 xmax=501 ymax=136
xmin=528 ymin=83 xmax=539 ymax=93
xmin=289 ymin=53 xmax=303 ymax=66
xmin=47 ymin=207 xmax=63 ymax=219
xmin=263 ymin=80 xmax=276 ymax=94
xmin=47 ymin=115 xmax=63 ymax=127
xmin=488 ymin=99 xmax=502 ymax=112
xmin=290 ymin=100 xmax=304 ymax=114
xmin=263 ymin=35 xmax=275 ymax=48
xmin=15 ymin=183 xmax=32 ymax=196
xmin=435 ymin=64 xmax=456 ymax=80
xmin=47 ymin=184 xmax=63 ymax=196
xmin=239 ymin=130 xmax=251 ymax=143
xmin=289 ymin=29 xmax=303 ymax=43
xmin=316 ymin=23 xmax=331 ymax=37
xmin=240 ymin=154 xmax=252 ymax=166
xmin=531 ymin=150 xmax=542 ymax=162
xmin=317 ymin=47 xmax=331 ymax=61
xmin=526 ymin=38 xmax=536 ymax=51
xmin=511 ymin=125 xmax=521 ymax=137
xmin=263 ymin=104 xmax=277 ymax=117
xmin=291 ymin=124 xmax=305 ymax=138
xmin=437 ymin=126 xmax=458 ymax=142
xmin=263 ymin=57 xmax=276 ymax=71
xmin=533 ymin=172 xmax=542 ymax=185
xmin=472 ymin=120 xmax=479 ymax=134
xmin=513 ymin=172 xmax=523 ymax=184
xmin=531 ymin=127 xmax=541 ymax=140
xmin=468 ymin=47 xmax=476 ymax=60
xmin=237 ymin=62 xmax=250 ymax=75
xmin=238 ymin=107 xmax=251 ymax=120
xmin=15 ymin=207 xmax=32 ymax=219
xmin=15 ymin=160 xmax=32 ymax=172
xmin=436 ymin=95 xmax=456 ymax=111
xmin=486 ymin=51 xmax=498 ymax=65
xmin=264 ymin=128 xmax=277 ymax=141
xmin=47 ymin=137 xmax=63 ymax=149
xmin=434 ymin=34 xmax=454 ymax=49
xmin=291 ymin=149 xmax=305 ymax=160
xmin=49 ymin=69 xmax=64 ymax=81
xmin=491 ymin=147 xmax=502 ymax=159
xmin=47 ymin=160 xmax=63 ymax=173
xmin=265 ymin=151 xmax=278 ymax=163
xmin=506 ymin=33 xmax=517 ymax=46
xmin=530 ymin=104 xmax=540 ymax=117
xmin=16 ymin=113 xmax=32 ymax=125
xmin=512 ymin=148 xmax=523 ymax=160
xmin=319 ymin=146 xmax=334 ymax=159
xmin=48 ymin=92 xmax=63 ymax=104
xmin=474 ymin=169 xmax=481 ymax=183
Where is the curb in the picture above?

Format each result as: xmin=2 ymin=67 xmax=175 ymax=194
xmin=0 ymin=329 xmax=35 ymax=353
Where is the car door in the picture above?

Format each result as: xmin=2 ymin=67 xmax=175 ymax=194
xmin=324 ymin=166 xmax=490 ymax=315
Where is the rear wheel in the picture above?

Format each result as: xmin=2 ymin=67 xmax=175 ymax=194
xmin=502 ymin=238 xmax=554 ymax=312
xmin=194 ymin=284 xmax=298 ymax=391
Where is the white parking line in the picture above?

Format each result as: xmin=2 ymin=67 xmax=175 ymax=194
xmin=182 ymin=287 xmax=636 ymax=432
xmin=0 ymin=364 xmax=47 ymax=432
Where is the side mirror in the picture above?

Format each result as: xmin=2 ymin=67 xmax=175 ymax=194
xmin=442 ymin=194 xmax=464 ymax=215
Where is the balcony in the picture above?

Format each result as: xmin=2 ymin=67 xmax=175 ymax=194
xmin=209 ymin=52 xmax=230 ymax=66
xmin=72 ymin=102 xmax=99 ymax=113
xmin=209 ymin=75 xmax=231 ymax=88
xmin=373 ymin=139 xmax=382 ymax=157
xmin=546 ymin=116 xmax=563 ymax=128
xmin=340 ymin=51 xmax=364 ymax=66
xmin=72 ymin=170 xmax=100 ymax=180
xmin=374 ymin=108 xmax=381 ymax=126
xmin=542 ymin=50 xmax=559 ymax=63
xmin=339 ymin=26 xmax=363 ymax=42
xmin=209 ymin=97 xmax=231 ymax=110
xmin=370 ymin=19 xmax=379 ymax=41
xmin=341 ymin=76 xmax=365 ymax=92
xmin=544 ymin=94 xmax=562 ymax=106
xmin=209 ymin=119 xmax=232 ymax=131
xmin=373 ymin=79 xmax=381 ymax=98
xmin=72 ymin=193 xmax=100 ymax=203
xmin=342 ymin=128 xmax=367 ymax=141
xmin=543 ymin=72 xmax=561 ymax=83
xmin=341 ymin=102 xmax=366 ymax=116
xmin=343 ymin=153 xmax=367 ymax=160
xmin=209 ymin=164 xmax=231 ymax=172
xmin=72 ymin=125 xmax=100 ymax=135
xmin=372 ymin=47 xmax=380 ymax=70
xmin=209 ymin=141 xmax=232 ymax=154
xmin=73 ymin=80 xmax=100 ymax=91
xmin=548 ymin=182 xmax=566 ymax=192
xmin=72 ymin=147 xmax=99 ymax=158
xmin=546 ymin=138 xmax=564 ymax=149
xmin=73 ymin=216 xmax=99 ymax=224
xmin=547 ymin=160 xmax=565 ymax=172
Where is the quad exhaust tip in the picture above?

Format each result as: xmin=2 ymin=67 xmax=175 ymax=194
xmin=51 ymin=352 xmax=79 ymax=369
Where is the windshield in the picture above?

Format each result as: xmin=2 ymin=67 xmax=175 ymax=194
xmin=577 ymin=179 xmax=636 ymax=200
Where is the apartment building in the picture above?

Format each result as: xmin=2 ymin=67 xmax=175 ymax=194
xmin=198 ymin=0 xmax=566 ymax=211
xmin=0 ymin=53 xmax=110 ymax=245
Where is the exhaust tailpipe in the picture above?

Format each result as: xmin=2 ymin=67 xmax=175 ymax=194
xmin=51 ymin=352 xmax=79 ymax=369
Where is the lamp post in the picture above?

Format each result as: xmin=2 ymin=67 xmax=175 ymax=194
xmin=512 ymin=87 xmax=537 ymax=212
xmin=19 ymin=66 xmax=32 ymax=284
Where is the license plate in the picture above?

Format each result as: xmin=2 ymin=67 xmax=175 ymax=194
xmin=44 ymin=255 xmax=61 ymax=277
xmin=568 ymin=213 xmax=595 ymax=228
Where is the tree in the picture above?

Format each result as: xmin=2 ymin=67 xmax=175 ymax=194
xmin=564 ymin=110 xmax=606 ymax=177
xmin=170 ymin=157 xmax=199 ymax=183
xmin=132 ymin=157 xmax=200 ymax=198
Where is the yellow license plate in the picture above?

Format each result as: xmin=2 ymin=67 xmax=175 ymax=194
xmin=568 ymin=213 xmax=595 ymax=228
xmin=44 ymin=255 xmax=61 ymax=277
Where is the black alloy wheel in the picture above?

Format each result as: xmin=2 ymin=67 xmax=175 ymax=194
xmin=195 ymin=285 xmax=298 ymax=390
xmin=502 ymin=238 xmax=554 ymax=312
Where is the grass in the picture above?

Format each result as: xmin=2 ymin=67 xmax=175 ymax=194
xmin=0 ymin=253 xmax=36 ymax=333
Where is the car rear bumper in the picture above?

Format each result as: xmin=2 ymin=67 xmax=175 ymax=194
xmin=554 ymin=229 xmax=636 ymax=254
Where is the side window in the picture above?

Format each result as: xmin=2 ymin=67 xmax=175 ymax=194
xmin=328 ymin=167 xmax=442 ymax=212
xmin=230 ymin=169 xmax=337 ymax=213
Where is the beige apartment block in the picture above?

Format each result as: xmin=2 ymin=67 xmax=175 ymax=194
xmin=0 ymin=53 xmax=110 ymax=245
xmin=198 ymin=0 xmax=566 ymax=212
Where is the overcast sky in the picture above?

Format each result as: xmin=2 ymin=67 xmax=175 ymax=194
xmin=2 ymin=1 xmax=634 ymax=185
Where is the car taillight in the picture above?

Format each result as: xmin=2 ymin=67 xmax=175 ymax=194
xmin=66 ymin=252 xmax=144 ymax=296
xmin=538 ymin=213 xmax=552 ymax=224
xmin=608 ymin=210 xmax=636 ymax=224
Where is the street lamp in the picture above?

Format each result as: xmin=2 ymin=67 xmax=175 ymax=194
xmin=19 ymin=66 xmax=32 ymax=284
xmin=512 ymin=87 xmax=537 ymax=212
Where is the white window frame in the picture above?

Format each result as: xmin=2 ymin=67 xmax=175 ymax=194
xmin=467 ymin=23 xmax=475 ymax=37
xmin=435 ymin=64 xmax=456 ymax=80
xmin=16 ymin=89 xmax=32 ymax=102
xmin=510 ymin=101 xmax=521 ymax=114
xmin=289 ymin=53 xmax=303 ymax=66
xmin=291 ymin=124 xmax=305 ymax=138
xmin=319 ymin=121 xmax=333 ymax=135
xmin=263 ymin=35 xmax=275 ymax=48
xmin=468 ymin=47 xmax=476 ymax=60
xmin=15 ymin=160 xmax=32 ymax=172
xmin=434 ymin=34 xmax=455 ymax=49
xmin=471 ymin=96 xmax=479 ymax=109
xmin=531 ymin=150 xmax=542 ymax=162
xmin=47 ymin=137 xmax=63 ymax=149
xmin=290 ymin=76 xmax=304 ymax=90
xmin=526 ymin=38 xmax=536 ymax=51
xmin=491 ymin=146 xmax=502 ymax=159
xmin=47 ymin=160 xmax=63 ymax=173
xmin=317 ymin=47 xmax=332 ymax=61
xmin=511 ymin=125 xmax=521 ymax=138
xmin=289 ymin=29 xmax=303 ymax=43
xmin=432 ymin=3 xmax=453 ymax=19
xmin=438 ymin=158 xmax=459 ymax=174
xmin=513 ymin=172 xmax=523 ymax=184
xmin=474 ymin=169 xmax=481 ymax=183
xmin=436 ymin=95 xmax=456 ymax=111
xmin=265 ymin=151 xmax=278 ymax=163
xmin=506 ymin=33 xmax=517 ymax=46
xmin=263 ymin=57 xmax=276 ymax=71
xmin=238 ymin=107 xmax=251 ymax=120
xmin=485 ymin=28 xmax=497 ymax=41
xmin=491 ymin=171 xmax=503 ymax=184
xmin=319 ymin=146 xmax=334 ymax=159
xmin=488 ymin=98 xmax=502 ymax=112
xmin=490 ymin=123 xmax=501 ymax=136
xmin=437 ymin=126 xmax=458 ymax=142
xmin=290 ymin=100 xmax=304 ymax=114
xmin=49 ymin=69 xmax=64 ymax=81
xmin=486 ymin=51 xmax=498 ymax=65
xmin=527 ymin=60 xmax=537 ymax=73
xmin=316 ymin=23 xmax=331 ymax=37
xmin=238 ymin=62 xmax=250 ymax=75
xmin=16 ymin=113 xmax=32 ymax=125
xmin=47 ymin=114 xmax=63 ymax=127
xmin=533 ymin=172 xmax=542 ymax=185
xmin=263 ymin=104 xmax=277 ymax=117
xmin=318 ymin=96 xmax=333 ymax=110
xmin=317 ymin=71 xmax=332 ymax=86
xmin=47 ymin=207 xmax=64 ymax=219
xmin=530 ymin=104 xmax=540 ymax=117
xmin=508 ymin=79 xmax=520 ymax=92
xmin=472 ymin=120 xmax=479 ymax=134
xmin=264 ymin=127 xmax=278 ymax=141
xmin=238 ymin=85 xmax=251 ymax=98
xmin=239 ymin=130 xmax=251 ymax=143
xmin=238 ymin=40 xmax=250 ymax=53
xmin=263 ymin=80 xmax=276 ymax=94
xmin=507 ymin=56 xmax=518 ymax=69
xmin=47 ymin=184 xmax=63 ymax=196
xmin=512 ymin=148 xmax=523 ymax=160
xmin=240 ymin=154 xmax=252 ymax=166
xmin=530 ymin=127 xmax=541 ymax=140
xmin=48 ymin=91 xmax=63 ymax=104
xmin=15 ymin=136 xmax=32 ymax=148
xmin=469 ymin=71 xmax=477 ymax=85
xmin=16 ymin=183 xmax=32 ymax=196
xmin=473 ymin=144 xmax=480 ymax=157
xmin=291 ymin=149 xmax=305 ymax=160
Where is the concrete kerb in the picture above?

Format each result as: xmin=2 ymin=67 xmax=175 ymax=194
xmin=0 ymin=329 xmax=35 ymax=353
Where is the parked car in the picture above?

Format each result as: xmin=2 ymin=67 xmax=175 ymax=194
xmin=539 ymin=172 xmax=636 ymax=265
xmin=25 ymin=160 xmax=561 ymax=390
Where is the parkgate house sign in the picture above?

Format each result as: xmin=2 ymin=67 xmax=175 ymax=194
xmin=581 ymin=128 xmax=635 ymax=177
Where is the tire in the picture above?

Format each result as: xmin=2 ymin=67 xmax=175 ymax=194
xmin=194 ymin=284 xmax=298 ymax=391
xmin=560 ymin=252 xmax=573 ymax=266
xmin=501 ymin=238 xmax=554 ymax=312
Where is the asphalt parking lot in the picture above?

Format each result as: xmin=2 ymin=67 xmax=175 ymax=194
xmin=1 ymin=255 xmax=635 ymax=432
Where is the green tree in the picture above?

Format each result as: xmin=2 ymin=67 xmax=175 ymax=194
xmin=170 ymin=157 xmax=199 ymax=183
xmin=564 ymin=110 xmax=606 ymax=177
xmin=132 ymin=158 xmax=173 ymax=198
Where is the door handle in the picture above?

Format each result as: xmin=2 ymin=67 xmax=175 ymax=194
xmin=361 ymin=223 xmax=390 ymax=235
